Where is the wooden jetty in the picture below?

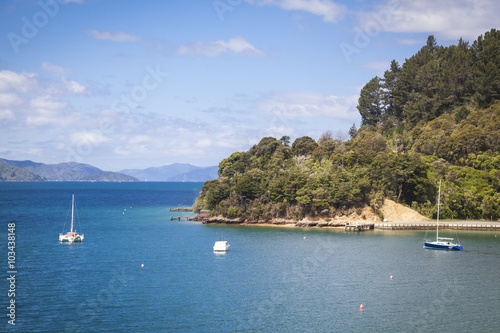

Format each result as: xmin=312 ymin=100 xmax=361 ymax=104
xmin=375 ymin=221 xmax=500 ymax=231
xmin=169 ymin=207 xmax=192 ymax=212
xmin=345 ymin=222 xmax=374 ymax=231
xmin=170 ymin=215 xmax=195 ymax=221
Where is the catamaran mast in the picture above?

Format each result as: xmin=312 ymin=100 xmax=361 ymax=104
xmin=71 ymin=194 xmax=74 ymax=233
xmin=436 ymin=180 xmax=441 ymax=241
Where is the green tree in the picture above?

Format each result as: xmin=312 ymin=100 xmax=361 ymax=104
xmin=455 ymin=105 xmax=470 ymax=123
xmin=383 ymin=59 xmax=401 ymax=118
xmin=472 ymin=29 xmax=500 ymax=107
xmin=280 ymin=135 xmax=291 ymax=146
xmin=348 ymin=123 xmax=357 ymax=139
xmin=292 ymin=136 xmax=318 ymax=156
xmin=235 ymin=174 xmax=261 ymax=200
xmin=426 ymin=35 xmax=438 ymax=51
xmin=357 ymin=76 xmax=383 ymax=126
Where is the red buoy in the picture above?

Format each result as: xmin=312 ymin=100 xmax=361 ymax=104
xmin=390 ymin=275 xmax=393 ymax=280
xmin=141 ymin=263 xmax=144 ymax=268
xmin=360 ymin=304 xmax=364 ymax=310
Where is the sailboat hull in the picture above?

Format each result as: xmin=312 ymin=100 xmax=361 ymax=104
xmin=424 ymin=241 xmax=463 ymax=251
xmin=59 ymin=233 xmax=84 ymax=243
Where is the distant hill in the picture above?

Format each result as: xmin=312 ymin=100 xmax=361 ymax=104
xmin=166 ymin=166 xmax=219 ymax=182
xmin=79 ymin=171 xmax=138 ymax=182
xmin=0 ymin=158 xmax=138 ymax=182
xmin=0 ymin=164 xmax=45 ymax=181
xmin=120 ymin=163 xmax=218 ymax=182
xmin=0 ymin=158 xmax=217 ymax=182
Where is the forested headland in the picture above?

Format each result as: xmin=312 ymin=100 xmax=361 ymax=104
xmin=194 ymin=29 xmax=500 ymax=222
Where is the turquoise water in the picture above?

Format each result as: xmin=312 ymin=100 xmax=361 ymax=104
xmin=1 ymin=182 xmax=499 ymax=332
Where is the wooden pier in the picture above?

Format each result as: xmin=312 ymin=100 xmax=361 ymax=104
xmin=345 ymin=222 xmax=374 ymax=231
xmin=375 ymin=221 xmax=500 ymax=231
xmin=170 ymin=215 xmax=194 ymax=221
xmin=170 ymin=207 xmax=193 ymax=212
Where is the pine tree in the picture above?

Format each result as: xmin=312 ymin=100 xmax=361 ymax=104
xmin=348 ymin=123 xmax=357 ymax=139
xmin=383 ymin=59 xmax=401 ymax=119
xmin=472 ymin=29 xmax=500 ymax=107
xmin=357 ymin=76 xmax=383 ymax=126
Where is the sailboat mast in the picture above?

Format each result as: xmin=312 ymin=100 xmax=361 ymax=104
xmin=71 ymin=194 xmax=74 ymax=233
xmin=436 ymin=180 xmax=441 ymax=241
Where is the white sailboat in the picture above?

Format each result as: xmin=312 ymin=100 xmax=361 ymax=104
xmin=424 ymin=180 xmax=462 ymax=251
xmin=59 ymin=194 xmax=84 ymax=243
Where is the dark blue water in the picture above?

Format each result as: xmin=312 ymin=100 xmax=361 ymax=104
xmin=1 ymin=182 xmax=499 ymax=332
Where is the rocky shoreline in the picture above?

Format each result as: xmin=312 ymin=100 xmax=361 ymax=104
xmin=192 ymin=199 xmax=431 ymax=228
xmin=193 ymin=215 xmax=500 ymax=231
xmin=194 ymin=216 xmax=357 ymax=228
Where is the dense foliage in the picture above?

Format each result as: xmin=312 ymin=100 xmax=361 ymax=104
xmin=0 ymin=164 xmax=45 ymax=181
xmin=195 ymin=30 xmax=500 ymax=221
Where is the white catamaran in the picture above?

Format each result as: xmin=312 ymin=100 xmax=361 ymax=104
xmin=424 ymin=180 xmax=463 ymax=251
xmin=59 ymin=194 xmax=84 ymax=244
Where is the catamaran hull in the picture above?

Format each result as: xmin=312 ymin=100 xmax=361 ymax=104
xmin=424 ymin=242 xmax=463 ymax=251
xmin=59 ymin=234 xmax=84 ymax=243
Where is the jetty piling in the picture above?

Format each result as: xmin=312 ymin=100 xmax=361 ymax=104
xmin=345 ymin=222 xmax=374 ymax=231
xmin=170 ymin=215 xmax=195 ymax=221
xmin=375 ymin=221 xmax=500 ymax=231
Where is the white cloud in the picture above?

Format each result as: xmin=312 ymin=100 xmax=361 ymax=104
xmin=363 ymin=61 xmax=391 ymax=73
xmin=65 ymin=80 xmax=87 ymax=94
xmin=177 ymin=37 xmax=265 ymax=57
xmin=0 ymin=109 xmax=16 ymax=121
xmin=358 ymin=0 xmax=500 ymax=41
xmin=0 ymin=68 xmax=86 ymax=97
xmin=129 ymin=135 xmax=151 ymax=145
xmin=102 ymin=112 xmax=256 ymax=166
xmin=0 ymin=70 xmax=38 ymax=93
xmin=27 ymin=96 xmax=70 ymax=127
xmin=0 ymin=69 xmax=88 ymax=129
xmin=246 ymin=0 xmax=346 ymax=22
xmin=0 ymin=92 xmax=23 ymax=108
xmin=396 ymin=38 xmax=422 ymax=45
xmin=41 ymin=62 xmax=87 ymax=95
xmin=70 ymin=131 xmax=111 ymax=145
xmin=256 ymin=91 xmax=359 ymax=119
xmin=88 ymin=29 xmax=140 ymax=42
xmin=42 ymin=62 xmax=69 ymax=76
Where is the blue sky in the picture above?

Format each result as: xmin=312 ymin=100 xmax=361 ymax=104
xmin=0 ymin=0 xmax=498 ymax=171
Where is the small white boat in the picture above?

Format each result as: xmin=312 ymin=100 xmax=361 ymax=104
xmin=59 ymin=194 xmax=84 ymax=244
xmin=213 ymin=237 xmax=230 ymax=252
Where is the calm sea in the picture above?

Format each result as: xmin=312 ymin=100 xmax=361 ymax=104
xmin=1 ymin=182 xmax=499 ymax=332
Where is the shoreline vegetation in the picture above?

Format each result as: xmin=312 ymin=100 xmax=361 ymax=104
xmin=194 ymin=30 xmax=500 ymax=224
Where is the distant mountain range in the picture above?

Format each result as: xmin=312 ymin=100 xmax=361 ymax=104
xmin=119 ymin=163 xmax=218 ymax=182
xmin=0 ymin=158 xmax=218 ymax=182
xmin=0 ymin=158 xmax=137 ymax=182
